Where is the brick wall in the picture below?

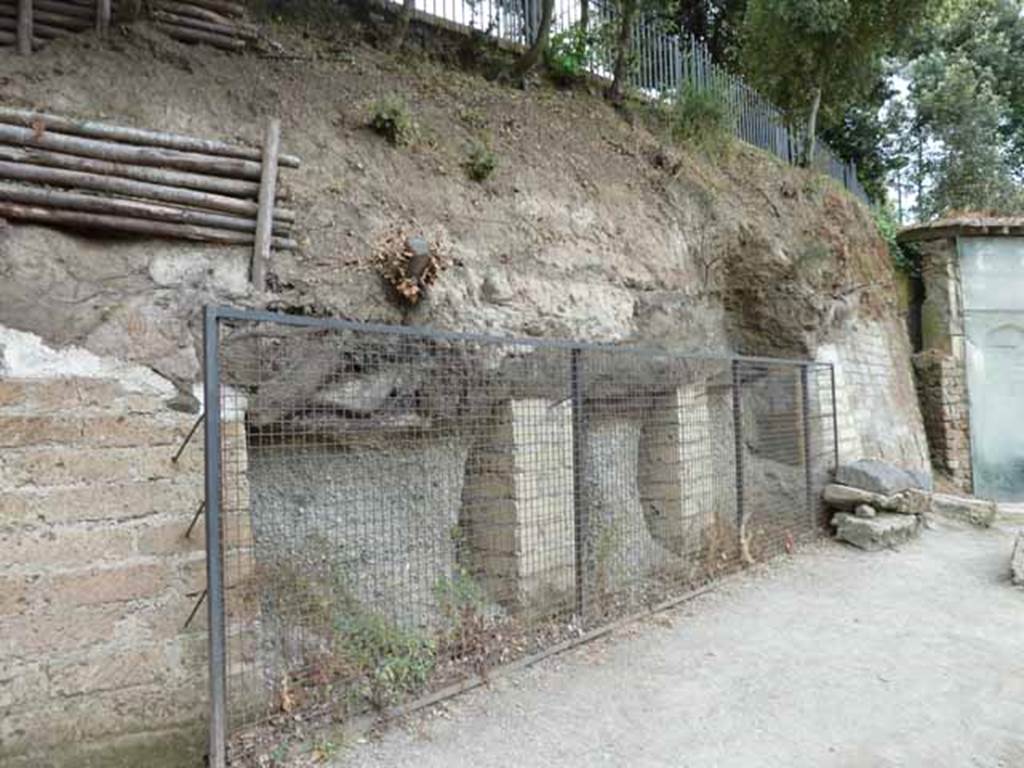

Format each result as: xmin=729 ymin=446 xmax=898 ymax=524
xmin=0 ymin=355 xmax=210 ymax=766
xmin=913 ymin=351 xmax=973 ymax=491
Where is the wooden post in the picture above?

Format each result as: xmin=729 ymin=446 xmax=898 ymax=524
xmin=96 ymin=0 xmax=110 ymax=37
xmin=252 ymin=118 xmax=280 ymax=291
xmin=17 ymin=0 xmax=32 ymax=54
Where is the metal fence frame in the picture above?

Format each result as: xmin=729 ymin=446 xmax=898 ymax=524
xmin=381 ymin=0 xmax=868 ymax=203
xmin=201 ymin=304 xmax=840 ymax=766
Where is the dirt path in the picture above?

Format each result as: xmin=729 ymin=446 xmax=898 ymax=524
xmin=335 ymin=521 xmax=1024 ymax=768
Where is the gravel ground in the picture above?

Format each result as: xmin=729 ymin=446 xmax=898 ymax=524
xmin=334 ymin=521 xmax=1024 ymax=768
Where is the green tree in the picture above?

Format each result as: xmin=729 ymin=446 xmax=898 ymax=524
xmin=897 ymin=0 xmax=1024 ymax=217
xmin=673 ymin=0 xmax=747 ymax=63
xmin=742 ymin=0 xmax=933 ymax=166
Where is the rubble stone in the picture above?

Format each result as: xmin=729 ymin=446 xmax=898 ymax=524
xmin=831 ymin=512 xmax=922 ymax=551
xmin=835 ymin=459 xmax=930 ymax=495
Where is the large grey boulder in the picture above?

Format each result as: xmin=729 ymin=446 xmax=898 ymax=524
xmin=1011 ymin=532 xmax=1024 ymax=587
xmin=831 ymin=512 xmax=921 ymax=551
xmin=835 ymin=459 xmax=931 ymax=495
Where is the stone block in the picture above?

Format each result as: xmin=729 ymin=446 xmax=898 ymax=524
xmin=0 ymin=605 xmax=123 ymax=659
xmin=0 ymin=481 xmax=201 ymax=526
xmin=44 ymin=563 xmax=169 ymax=609
xmin=48 ymin=645 xmax=168 ymax=697
xmin=928 ymin=493 xmax=998 ymax=528
xmin=3 ymin=525 xmax=135 ymax=568
xmin=831 ymin=512 xmax=921 ymax=551
xmin=835 ymin=459 xmax=930 ymax=495
xmin=1012 ymin=532 xmax=1024 ymax=587
xmin=0 ymin=445 xmax=201 ymax=488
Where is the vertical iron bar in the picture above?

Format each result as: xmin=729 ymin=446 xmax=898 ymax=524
xmin=731 ymin=360 xmax=745 ymax=536
xmin=203 ymin=305 xmax=227 ymax=768
xmin=800 ymin=365 xmax=814 ymax=526
xmin=830 ymin=363 xmax=839 ymax=471
xmin=571 ymin=347 xmax=588 ymax=623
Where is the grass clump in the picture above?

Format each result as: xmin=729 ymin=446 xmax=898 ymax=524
xmin=667 ymin=84 xmax=735 ymax=154
xmin=464 ymin=140 xmax=498 ymax=181
xmin=369 ymin=95 xmax=417 ymax=147
xmin=333 ymin=609 xmax=436 ymax=709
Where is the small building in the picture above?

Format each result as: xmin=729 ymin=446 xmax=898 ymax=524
xmin=899 ymin=216 xmax=1024 ymax=501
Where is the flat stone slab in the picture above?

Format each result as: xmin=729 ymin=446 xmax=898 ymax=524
xmin=835 ymin=459 xmax=931 ymax=495
xmin=832 ymin=512 xmax=922 ymax=552
xmin=928 ymin=493 xmax=998 ymax=528
xmin=1012 ymin=532 xmax=1024 ymax=587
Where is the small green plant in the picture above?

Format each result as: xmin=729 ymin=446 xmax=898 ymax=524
xmin=309 ymin=736 xmax=342 ymax=761
xmin=464 ymin=140 xmax=498 ymax=181
xmin=369 ymin=96 xmax=417 ymax=147
xmin=435 ymin=568 xmax=487 ymax=621
xmin=333 ymin=610 xmax=436 ymax=708
xmin=875 ymin=204 xmax=915 ymax=274
xmin=545 ymin=24 xmax=590 ymax=84
xmin=668 ymin=84 xmax=735 ymax=154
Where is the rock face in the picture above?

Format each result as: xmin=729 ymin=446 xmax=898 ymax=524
xmin=1012 ymin=532 xmax=1024 ymax=587
xmin=835 ymin=459 xmax=931 ymax=495
xmin=831 ymin=512 xmax=922 ymax=551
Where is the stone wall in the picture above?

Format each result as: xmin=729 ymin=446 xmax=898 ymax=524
xmin=913 ymin=351 xmax=973 ymax=490
xmin=816 ymin=318 xmax=931 ymax=474
xmin=0 ymin=329 xmax=209 ymax=768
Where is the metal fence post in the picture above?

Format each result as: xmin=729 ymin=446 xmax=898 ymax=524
xmin=570 ymin=347 xmax=588 ymax=623
xmin=731 ymin=360 xmax=745 ymax=538
xmin=830 ymin=363 xmax=840 ymax=471
xmin=203 ymin=305 xmax=227 ymax=768
xmin=800 ymin=365 xmax=814 ymax=526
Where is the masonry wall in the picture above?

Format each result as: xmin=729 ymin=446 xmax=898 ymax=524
xmin=0 ymin=332 xmax=209 ymax=768
xmin=817 ymin=317 xmax=931 ymax=474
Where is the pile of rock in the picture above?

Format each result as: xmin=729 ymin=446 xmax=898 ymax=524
xmin=825 ymin=459 xmax=999 ymax=551
xmin=824 ymin=460 xmax=931 ymax=551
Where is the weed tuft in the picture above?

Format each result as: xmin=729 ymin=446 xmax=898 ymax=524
xmin=464 ymin=140 xmax=498 ymax=181
xmin=369 ymin=96 xmax=417 ymax=147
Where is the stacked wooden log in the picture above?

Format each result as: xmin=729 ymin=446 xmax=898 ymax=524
xmin=0 ymin=0 xmax=97 ymax=51
xmin=0 ymin=108 xmax=300 ymax=280
xmin=151 ymin=0 xmax=257 ymax=51
xmin=0 ymin=0 xmax=256 ymax=53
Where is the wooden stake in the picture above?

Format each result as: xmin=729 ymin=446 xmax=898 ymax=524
xmin=17 ymin=0 xmax=31 ymax=54
xmin=95 ymin=0 xmax=109 ymax=37
xmin=252 ymin=117 xmax=280 ymax=290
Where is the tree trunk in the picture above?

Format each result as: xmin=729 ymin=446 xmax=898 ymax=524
xmin=509 ymin=0 xmax=555 ymax=80
xmin=607 ymin=0 xmax=637 ymax=105
xmin=580 ymin=0 xmax=588 ymax=31
xmin=803 ymin=85 xmax=822 ymax=167
xmin=390 ymin=0 xmax=415 ymax=50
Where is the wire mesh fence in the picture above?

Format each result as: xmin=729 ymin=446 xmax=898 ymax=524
xmin=201 ymin=306 xmax=838 ymax=765
xmin=380 ymin=0 xmax=868 ymax=203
